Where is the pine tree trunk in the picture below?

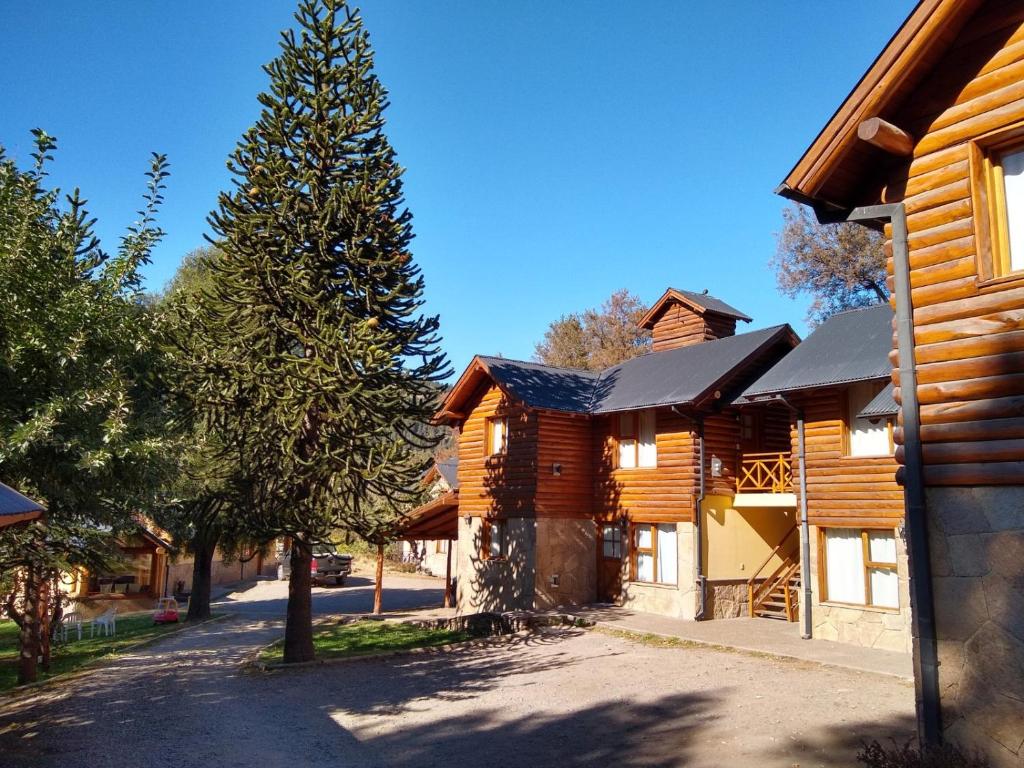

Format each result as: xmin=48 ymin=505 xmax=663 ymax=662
xmin=17 ymin=565 xmax=40 ymax=685
xmin=186 ymin=534 xmax=217 ymax=622
xmin=373 ymin=543 xmax=384 ymax=615
xmin=283 ymin=540 xmax=315 ymax=663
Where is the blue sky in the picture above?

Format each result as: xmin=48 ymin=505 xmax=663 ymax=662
xmin=2 ymin=1 xmax=914 ymax=376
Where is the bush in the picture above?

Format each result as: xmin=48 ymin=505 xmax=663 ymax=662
xmin=858 ymin=740 xmax=990 ymax=768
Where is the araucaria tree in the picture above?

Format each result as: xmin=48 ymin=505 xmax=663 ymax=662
xmin=200 ymin=0 xmax=448 ymax=662
xmin=772 ymin=204 xmax=888 ymax=325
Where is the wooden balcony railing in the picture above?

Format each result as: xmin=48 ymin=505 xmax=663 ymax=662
xmin=737 ymin=452 xmax=793 ymax=494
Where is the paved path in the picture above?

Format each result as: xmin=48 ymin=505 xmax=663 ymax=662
xmin=573 ymin=605 xmax=914 ymax=679
xmin=0 ymin=579 xmax=915 ymax=768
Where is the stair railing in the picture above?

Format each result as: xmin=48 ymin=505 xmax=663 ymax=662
xmin=747 ymin=526 xmax=800 ymax=621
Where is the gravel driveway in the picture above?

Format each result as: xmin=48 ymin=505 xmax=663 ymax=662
xmin=0 ymin=576 xmax=915 ymax=768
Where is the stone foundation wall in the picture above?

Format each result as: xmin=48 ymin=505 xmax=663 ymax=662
xmin=456 ymin=517 xmax=536 ymax=613
xmin=926 ymin=486 xmax=1024 ymax=768
xmin=805 ymin=524 xmax=912 ymax=653
xmin=705 ymin=580 xmax=751 ymax=619
xmin=621 ymin=522 xmax=696 ymax=620
xmin=534 ymin=518 xmax=596 ymax=609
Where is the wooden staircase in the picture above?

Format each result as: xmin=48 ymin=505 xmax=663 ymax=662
xmin=747 ymin=527 xmax=800 ymax=622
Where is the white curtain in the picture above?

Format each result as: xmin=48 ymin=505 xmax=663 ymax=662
xmin=635 ymin=525 xmax=653 ymax=581
xmin=490 ymin=418 xmax=506 ymax=455
xmin=1004 ymin=148 xmax=1024 ymax=271
xmin=867 ymin=530 xmax=899 ymax=608
xmin=656 ymin=524 xmax=677 ymax=585
xmin=618 ymin=413 xmax=636 ymax=468
xmin=638 ymin=410 xmax=657 ymax=468
xmin=824 ymin=529 xmax=865 ymax=604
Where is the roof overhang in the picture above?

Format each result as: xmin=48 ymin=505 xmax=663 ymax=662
xmin=0 ymin=482 xmax=45 ymax=529
xmin=398 ymin=491 xmax=459 ymax=540
xmin=435 ymin=356 xmax=506 ymax=425
xmin=777 ymin=0 xmax=984 ymax=209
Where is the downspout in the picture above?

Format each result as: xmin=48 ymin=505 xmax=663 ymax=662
xmin=673 ymin=406 xmax=706 ymax=620
xmin=817 ymin=201 xmax=940 ymax=746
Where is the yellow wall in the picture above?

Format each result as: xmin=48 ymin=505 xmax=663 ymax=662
xmin=701 ymin=495 xmax=796 ymax=580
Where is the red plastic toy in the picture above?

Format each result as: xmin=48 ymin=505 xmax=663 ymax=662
xmin=153 ymin=597 xmax=180 ymax=624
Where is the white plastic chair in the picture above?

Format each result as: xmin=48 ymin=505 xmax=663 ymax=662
xmin=60 ymin=611 xmax=84 ymax=643
xmin=90 ymin=607 xmax=117 ymax=638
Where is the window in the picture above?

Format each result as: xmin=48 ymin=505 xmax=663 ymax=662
xmin=976 ymin=138 xmax=1024 ymax=278
xmin=486 ymin=416 xmax=508 ymax=456
xmin=821 ymin=528 xmax=899 ymax=609
xmin=482 ymin=519 xmax=505 ymax=560
xmin=617 ymin=409 xmax=657 ymax=469
xmin=435 ymin=539 xmax=449 ymax=555
xmin=846 ymin=383 xmax=892 ymax=457
xmin=600 ymin=524 xmax=622 ymax=559
xmin=631 ymin=523 xmax=677 ymax=585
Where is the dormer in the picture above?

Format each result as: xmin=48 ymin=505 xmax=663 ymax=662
xmin=639 ymin=288 xmax=752 ymax=352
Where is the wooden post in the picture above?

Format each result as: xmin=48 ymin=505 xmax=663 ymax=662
xmin=443 ymin=540 xmax=453 ymax=609
xmin=373 ymin=542 xmax=384 ymax=615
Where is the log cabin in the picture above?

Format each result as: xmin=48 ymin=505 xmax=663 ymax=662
xmin=776 ymin=0 xmax=1024 ymax=761
xmin=424 ymin=286 xmax=835 ymax=620
xmin=738 ymin=304 xmax=910 ymax=652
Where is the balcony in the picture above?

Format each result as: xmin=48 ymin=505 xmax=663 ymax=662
xmin=734 ymin=452 xmax=796 ymax=508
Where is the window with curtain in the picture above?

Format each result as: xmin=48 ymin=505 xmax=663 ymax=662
xmin=846 ymin=383 xmax=892 ymax=457
xmin=487 ymin=416 xmax=507 ymax=456
xmin=631 ymin=523 xmax=677 ymax=585
xmin=822 ymin=528 xmax=898 ymax=609
xmin=617 ymin=409 xmax=656 ymax=469
xmin=978 ymin=140 xmax=1024 ymax=277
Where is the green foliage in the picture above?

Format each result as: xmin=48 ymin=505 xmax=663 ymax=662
xmin=259 ymin=619 xmax=469 ymax=663
xmin=195 ymin=0 xmax=449 ymax=547
xmin=858 ymin=740 xmax=990 ymax=768
xmin=0 ymin=130 xmax=171 ymax=573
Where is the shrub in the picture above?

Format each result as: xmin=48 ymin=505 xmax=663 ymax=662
xmin=858 ymin=740 xmax=990 ymax=768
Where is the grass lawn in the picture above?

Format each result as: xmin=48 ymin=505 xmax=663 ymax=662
xmin=0 ymin=612 xmax=202 ymax=693
xmin=259 ymin=619 xmax=471 ymax=664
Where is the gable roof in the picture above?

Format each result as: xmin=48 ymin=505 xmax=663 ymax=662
xmin=436 ymin=458 xmax=459 ymax=490
xmin=740 ymin=304 xmax=894 ymax=400
xmin=777 ymin=0 xmax=985 ymax=209
xmin=639 ymin=287 xmax=752 ymax=329
xmin=0 ymin=482 xmax=44 ymax=528
xmin=441 ymin=324 xmax=797 ymax=419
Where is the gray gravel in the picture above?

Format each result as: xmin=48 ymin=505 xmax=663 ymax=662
xmin=0 ymin=576 xmax=915 ymax=768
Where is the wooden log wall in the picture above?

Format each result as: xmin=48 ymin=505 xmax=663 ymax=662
xmin=650 ymin=300 xmax=737 ymax=352
xmin=535 ymin=411 xmax=594 ymax=519
xmin=592 ymin=408 xmax=697 ymax=523
xmin=878 ymin=7 xmax=1024 ymax=486
xmin=456 ymin=382 xmax=538 ymax=518
xmin=788 ymin=388 xmax=904 ymax=528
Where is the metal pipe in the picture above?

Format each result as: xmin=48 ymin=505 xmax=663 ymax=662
xmin=795 ymin=409 xmax=812 ymax=639
xmin=816 ymin=202 xmax=940 ymax=746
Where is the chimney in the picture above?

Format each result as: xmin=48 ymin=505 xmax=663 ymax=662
xmin=639 ymin=288 xmax=752 ymax=352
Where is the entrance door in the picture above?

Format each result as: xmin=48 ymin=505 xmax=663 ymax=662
xmin=740 ymin=410 xmax=765 ymax=454
xmin=596 ymin=523 xmax=624 ymax=602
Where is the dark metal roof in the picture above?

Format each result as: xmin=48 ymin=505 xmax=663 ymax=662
xmin=479 ymin=324 xmax=793 ymax=414
xmin=671 ymin=288 xmax=753 ymax=322
xmin=437 ymin=458 xmax=460 ymax=490
xmin=858 ymin=382 xmax=898 ymax=419
xmin=0 ymin=482 xmax=44 ymax=523
xmin=591 ymin=325 xmax=791 ymax=413
xmin=479 ymin=357 xmax=600 ymax=413
xmin=740 ymin=304 xmax=894 ymax=399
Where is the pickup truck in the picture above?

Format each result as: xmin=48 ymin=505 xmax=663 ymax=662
xmin=277 ymin=550 xmax=353 ymax=586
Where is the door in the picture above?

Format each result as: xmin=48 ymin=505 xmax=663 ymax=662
xmin=596 ymin=523 xmax=624 ymax=602
xmin=740 ymin=410 xmax=765 ymax=455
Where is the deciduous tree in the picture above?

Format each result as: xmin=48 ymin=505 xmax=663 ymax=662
xmin=534 ymin=289 xmax=651 ymax=371
xmin=772 ymin=204 xmax=888 ymax=325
